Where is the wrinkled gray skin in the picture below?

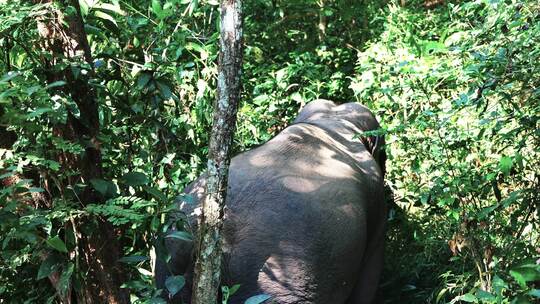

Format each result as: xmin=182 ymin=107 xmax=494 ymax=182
xmin=156 ymin=99 xmax=387 ymax=304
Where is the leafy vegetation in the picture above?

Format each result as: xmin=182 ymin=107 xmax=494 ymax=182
xmin=0 ymin=0 xmax=538 ymax=303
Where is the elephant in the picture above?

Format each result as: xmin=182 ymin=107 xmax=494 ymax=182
xmin=155 ymin=99 xmax=387 ymax=304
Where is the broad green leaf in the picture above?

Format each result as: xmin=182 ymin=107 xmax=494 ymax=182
xmin=90 ymin=178 xmax=117 ymax=198
xmin=90 ymin=178 xmax=109 ymax=196
xmin=46 ymin=236 xmax=68 ymax=253
xmin=165 ymin=275 xmax=185 ymax=296
xmin=122 ymin=172 xmax=149 ymax=186
xmin=37 ymin=254 xmax=62 ymax=280
xmin=137 ymin=73 xmax=152 ymax=89
xmin=245 ymin=294 xmax=271 ymax=304
xmin=510 ymin=265 xmax=540 ymax=288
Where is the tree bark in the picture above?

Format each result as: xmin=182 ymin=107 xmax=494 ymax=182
xmin=191 ymin=0 xmax=243 ymax=303
xmin=35 ymin=1 xmax=129 ymax=303
xmin=318 ymin=0 xmax=327 ymax=42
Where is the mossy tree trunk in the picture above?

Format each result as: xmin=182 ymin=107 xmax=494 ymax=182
xmin=191 ymin=0 xmax=243 ymax=303
xmin=35 ymin=1 xmax=129 ymax=303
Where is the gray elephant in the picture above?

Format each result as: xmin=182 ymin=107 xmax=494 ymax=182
xmin=156 ymin=99 xmax=387 ymax=304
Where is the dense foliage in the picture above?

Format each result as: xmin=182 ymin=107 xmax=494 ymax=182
xmin=0 ymin=0 xmax=538 ymax=303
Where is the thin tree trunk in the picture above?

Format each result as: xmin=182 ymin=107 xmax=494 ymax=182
xmin=35 ymin=1 xmax=129 ymax=303
xmin=191 ymin=0 xmax=243 ymax=303
xmin=318 ymin=0 xmax=327 ymax=42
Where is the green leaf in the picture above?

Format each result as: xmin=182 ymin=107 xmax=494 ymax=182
xmin=165 ymin=231 xmax=193 ymax=242
xmin=118 ymin=255 xmax=149 ymax=263
xmin=94 ymin=3 xmax=125 ymax=16
xmin=79 ymin=0 xmax=89 ymax=16
xmin=37 ymin=254 xmax=62 ymax=280
xmin=245 ymin=294 xmax=271 ymax=304
xmin=94 ymin=11 xmax=118 ymax=27
xmin=477 ymin=203 xmax=499 ymax=219
xmin=58 ymin=262 xmax=74 ymax=296
xmin=510 ymin=270 xmax=526 ymax=287
xmin=499 ymin=156 xmax=513 ymax=175
xmin=165 ymin=275 xmax=185 ymax=296
xmin=151 ymin=0 xmax=163 ymax=18
xmin=44 ymin=81 xmax=66 ymax=89
xmin=253 ymin=94 xmax=269 ymax=106
xmin=457 ymin=293 xmax=478 ymax=303
xmin=422 ymin=41 xmax=447 ymax=55
xmin=492 ymin=275 xmax=508 ymax=295
xmin=229 ymin=284 xmax=240 ymax=296
xmin=137 ymin=73 xmax=152 ymax=89
xmin=90 ymin=178 xmax=117 ymax=198
xmin=46 ymin=236 xmax=68 ymax=253
xmin=122 ymin=172 xmax=149 ymax=186
xmin=186 ymin=42 xmax=204 ymax=53
xmin=85 ymin=24 xmax=104 ymax=37
xmin=0 ymin=71 xmax=20 ymax=83
xmin=510 ymin=264 xmax=540 ymax=288
xmin=187 ymin=0 xmax=199 ymax=16
xmin=475 ymin=289 xmax=496 ymax=301
xmin=27 ymin=107 xmax=52 ymax=118
xmin=144 ymin=186 xmax=167 ymax=203
xmin=156 ymin=81 xmax=172 ymax=99
xmin=528 ymin=289 xmax=540 ymax=298
xmin=90 ymin=178 xmax=109 ymax=196
xmin=229 ymin=284 xmax=241 ymax=296
xmin=222 ymin=283 xmax=241 ymax=302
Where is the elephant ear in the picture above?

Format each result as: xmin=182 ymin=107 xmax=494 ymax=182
xmin=360 ymin=133 xmax=386 ymax=176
